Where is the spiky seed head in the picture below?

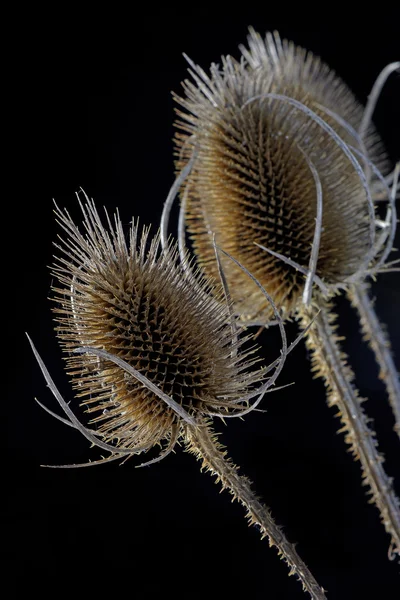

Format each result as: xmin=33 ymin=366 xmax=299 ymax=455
xmin=174 ymin=29 xmax=388 ymax=321
xmin=50 ymin=199 xmax=265 ymax=458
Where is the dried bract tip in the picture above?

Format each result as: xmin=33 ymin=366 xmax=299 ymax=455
xmin=49 ymin=196 xmax=267 ymax=463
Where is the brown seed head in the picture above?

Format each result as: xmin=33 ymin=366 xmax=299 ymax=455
xmin=50 ymin=199 xmax=265 ymax=459
xmin=174 ymin=30 xmax=388 ymax=320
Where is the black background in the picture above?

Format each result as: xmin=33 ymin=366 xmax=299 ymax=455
xmin=7 ymin=11 xmax=400 ymax=600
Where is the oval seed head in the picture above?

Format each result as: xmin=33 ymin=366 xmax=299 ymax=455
xmin=174 ymin=30 xmax=388 ymax=321
xmin=50 ymin=199 xmax=265 ymax=459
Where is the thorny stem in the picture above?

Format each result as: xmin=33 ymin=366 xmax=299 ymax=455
xmin=298 ymin=301 xmax=400 ymax=560
xmin=348 ymin=282 xmax=400 ymax=438
xmin=186 ymin=422 xmax=327 ymax=600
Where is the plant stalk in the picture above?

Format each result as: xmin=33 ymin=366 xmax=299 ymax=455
xmin=186 ymin=421 xmax=327 ymax=600
xmin=347 ymin=281 xmax=400 ymax=438
xmin=298 ymin=300 xmax=400 ymax=560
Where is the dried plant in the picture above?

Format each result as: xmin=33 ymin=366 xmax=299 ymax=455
xmin=172 ymin=29 xmax=400 ymax=559
xmin=28 ymin=196 xmax=327 ymax=599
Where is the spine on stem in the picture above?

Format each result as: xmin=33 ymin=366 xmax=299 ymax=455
xmin=185 ymin=421 xmax=327 ymax=600
xmin=298 ymin=299 xmax=400 ymax=560
xmin=347 ymin=282 xmax=400 ymax=438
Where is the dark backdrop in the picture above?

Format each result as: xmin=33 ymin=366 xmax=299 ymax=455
xmin=7 ymin=12 xmax=400 ymax=600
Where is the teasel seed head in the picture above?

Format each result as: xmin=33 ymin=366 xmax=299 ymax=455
xmin=173 ymin=29 xmax=393 ymax=320
xmin=47 ymin=196 xmax=269 ymax=465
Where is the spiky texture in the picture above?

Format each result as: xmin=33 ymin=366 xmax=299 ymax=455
xmin=239 ymin=29 xmax=387 ymax=167
xmin=51 ymin=199 xmax=265 ymax=455
xmin=186 ymin=421 xmax=327 ymax=599
xmin=172 ymin=29 xmax=400 ymax=558
xmin=348 ymin=282 xmax=400 ymax=437
xmin=174 ymin=29 xmax=388 ymax=320
xmin=31 ymin=198 xmax=328 ymax=598
xmin=298 ymin=299 xmax=400 ymax=558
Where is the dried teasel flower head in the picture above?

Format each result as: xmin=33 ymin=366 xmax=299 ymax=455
xmin=38 ymin=195 xmax=275 ymax=467
xmin=29 ymin=196 xmax=328 ymax=597
xmin=173 ymin=29 xmax=396 ymax=321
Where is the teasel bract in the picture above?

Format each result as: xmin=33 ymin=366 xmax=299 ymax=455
xmin=28 ymin=195 xmax=327 ymax=599
xmin=172 ymin=29 xmax=400 ymax=559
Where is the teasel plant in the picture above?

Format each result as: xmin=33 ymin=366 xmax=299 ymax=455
xmin=28 ymin=195 xmax=328 ymax=598
xmin=170 ymin=29 xmax=400 ymax=560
